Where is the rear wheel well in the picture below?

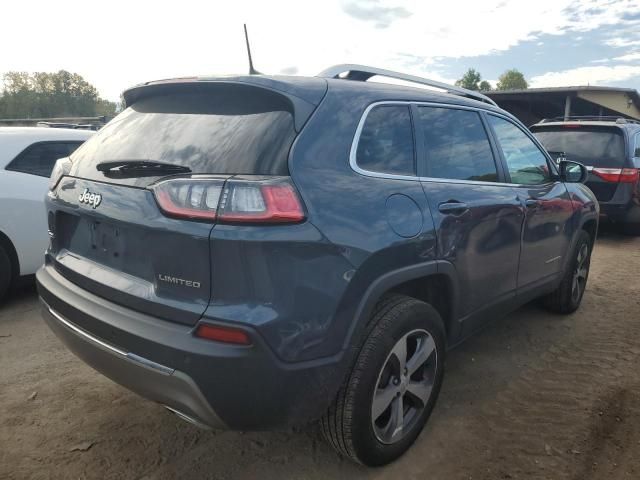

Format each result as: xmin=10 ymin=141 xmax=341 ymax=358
xmin=0 ymin=231 xmax=19 ymax=282
xmin=387 ymin=274 xmax=452 ymax=338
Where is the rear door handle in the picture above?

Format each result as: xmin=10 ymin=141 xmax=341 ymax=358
xmin=438 ymin=201 xmax=469 ymax=215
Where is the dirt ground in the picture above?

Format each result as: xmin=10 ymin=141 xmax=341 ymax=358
xmin=1 ymin=229 xmax=639 ymax=480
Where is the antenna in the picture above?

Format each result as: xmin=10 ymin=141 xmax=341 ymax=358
xmin=244 ymin=24 xmax=261 ymax=75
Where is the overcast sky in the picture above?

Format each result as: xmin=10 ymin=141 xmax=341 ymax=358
xmin=2 ymin=0 xmax=639 ymax=101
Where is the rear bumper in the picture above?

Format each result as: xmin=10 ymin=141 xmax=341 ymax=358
xmin=36 ymin=263 xmax=346 ymax=430
xmin=41 ymin=299 xmax=223 ymax=429
xmin=600 ymin=201 xmax=640 ymax=224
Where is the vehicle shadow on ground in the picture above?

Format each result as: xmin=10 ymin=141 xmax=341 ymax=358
xmin=0 ymin=282 xmax=38 ymax=321
xmin=597 ymin=221 xmax=638 ymax=240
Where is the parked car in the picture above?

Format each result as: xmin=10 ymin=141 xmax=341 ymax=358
xmin=0 ymin=127 xmax=93 ymax=299
xmin=36 ymin=65 xmax=598 ymax=466
xmin=531 ymin=117 xmax=640 ymax=234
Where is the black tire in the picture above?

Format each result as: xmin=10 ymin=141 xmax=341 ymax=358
xmin=321 ymin=294 xmax=446 ymax=466
xmin=0 ymin=245 xmax=11 ymax=301
xmin=543 ymin=230 xmax=592 ymax=314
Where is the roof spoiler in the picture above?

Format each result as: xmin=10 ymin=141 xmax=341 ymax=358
xmin=122 ymin=78 xmax=324 ymax=132
xmin=317 ymin=64 xmax=498 ymax=107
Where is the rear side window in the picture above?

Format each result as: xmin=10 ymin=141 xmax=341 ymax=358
xmin=6 ymin=141 xmax=83 ymax=177
xmin=356 ymin=105 xmax=415 ymax=176
xmin=533 ymin=126 xmax=626 ymax=168
xmin=71 ymin=86 xmax=296 ymax=178
xmin=417 ymin=107 xmax=498 ymax=182
xmin=488 ymin=115 xmax=550 ymax=185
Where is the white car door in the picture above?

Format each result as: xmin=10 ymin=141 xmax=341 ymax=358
xmin=1 ymin=141 xmax=85 ymax=275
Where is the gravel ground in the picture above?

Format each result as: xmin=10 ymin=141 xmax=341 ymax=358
xmin=1 ymin=229 xmax=639 ymax=480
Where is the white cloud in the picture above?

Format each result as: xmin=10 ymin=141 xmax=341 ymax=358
xmin=0 ymin=0 xmax=639 ymax=100
xmin=530 ymin=65 xmax=640 ymax=87
xmin=606 ymin=38 xmax=640 ymax=48
xmin=341 ymin=0 xmax=412 ymax=29
xmin=613 ymin=52 xmax=640 ymax=62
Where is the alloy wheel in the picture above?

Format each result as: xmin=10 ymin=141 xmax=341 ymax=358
xmin=571 ymin=243 xmax=589 ymax=303
xmin=371 ymin=329 xmax=437 ymax=444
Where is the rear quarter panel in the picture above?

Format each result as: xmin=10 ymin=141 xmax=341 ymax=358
xmin=564 ymin=182 xmax=599 ymax=270
xmin=205 ymin=84 xmax=441 ymax=363
xmin=284 ymin=84 xmax=439 ymax=359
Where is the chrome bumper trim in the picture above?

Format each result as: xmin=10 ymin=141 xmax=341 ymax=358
xmin=164 ymin=406 xmax=212 ymax=430
xmin=46 ymin=303 xmax=175 ymax=376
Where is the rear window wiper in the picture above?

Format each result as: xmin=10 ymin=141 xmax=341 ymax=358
xmin=96 ymin=160 xmax=192 ymax=178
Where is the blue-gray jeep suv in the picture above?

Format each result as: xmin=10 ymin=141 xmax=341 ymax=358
xmin=37 ymin=65 xmax=599 ymax=466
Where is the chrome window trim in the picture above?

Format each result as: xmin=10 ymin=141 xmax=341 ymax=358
xmin=349 ymin=100 xmax=513 ymax=188
xmin=349 ymin=102 xmax=417 ymax=181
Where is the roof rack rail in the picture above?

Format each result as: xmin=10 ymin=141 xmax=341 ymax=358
xmin=317 ymin=64 xmax=498 ymax=107
xmin=540 ymin=115 xmax=640 ymax=125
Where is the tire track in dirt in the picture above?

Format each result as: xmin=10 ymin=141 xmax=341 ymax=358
xmin=574 ymin=387 xmax=640 ymax=480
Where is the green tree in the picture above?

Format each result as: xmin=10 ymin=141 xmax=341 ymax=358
xmin=479 ymin=80 xmax=492 ymax=91
xmin=95 ymin=98 xmax=121 ymax=116
xmin=496 ymin=69 xmax=528 ymax=91
xmin=0 ymin=70 xmax=117 ymax=118
xmin=455 ymin=68 xmax=483 ymax=91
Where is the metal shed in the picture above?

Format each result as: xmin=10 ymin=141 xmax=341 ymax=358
xmin=486 ymin=86 xmax=640 ymax=127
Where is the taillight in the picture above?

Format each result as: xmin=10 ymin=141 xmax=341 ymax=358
xmin=49 ymin=157 xmax=72 ymax=191
xmin=151 ymin=176 xmax=305 ymax=224
xmin=621 ymin=168 xmax=640 ymax=183
xmin=153 ymin=178 xmax=223 ymax=220
xmin=219 ymin=179 xmax=305 ymax=223
xmin=592 ymin=168 xmax=640 ymax=183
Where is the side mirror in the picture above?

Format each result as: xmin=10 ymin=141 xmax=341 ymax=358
xmin=559 ymin=160 xmax=588 ymax=183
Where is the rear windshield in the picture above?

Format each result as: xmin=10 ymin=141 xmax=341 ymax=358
xmin=532 ymin=126 xmax=626 ymax=168
xmin=71 ymin=86 xmax=296 ymax=178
